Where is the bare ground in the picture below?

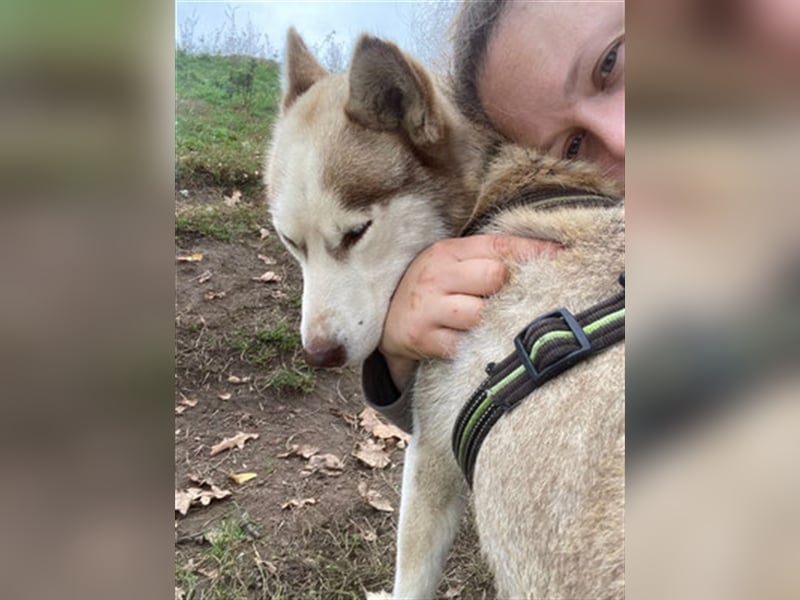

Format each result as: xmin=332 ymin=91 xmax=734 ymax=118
xmin=174 ymin=193 xmax=493 ymax=599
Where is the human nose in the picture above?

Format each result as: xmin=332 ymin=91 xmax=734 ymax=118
xmin=583 ymin=90 xmax=625 ymax=162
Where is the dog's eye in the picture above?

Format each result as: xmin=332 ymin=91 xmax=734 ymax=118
xmin=341 ymin=220 xmax=372 ymax=249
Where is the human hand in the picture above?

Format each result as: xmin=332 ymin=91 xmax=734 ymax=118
xmin=380 ymin=235 xmax=560 ymax=389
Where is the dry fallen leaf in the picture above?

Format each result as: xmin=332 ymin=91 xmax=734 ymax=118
xmin=443 ymin=584 xmax=465 ymax=599
xmin=257 ymin=254 xmax=276 ymax=265
xmin=277 ymin=444 xmax=319 ymax=460
xmin=204 ymin=290 xmax=226 ymax=300
xmin=353 ymin=439 xmax=392 ymax=469
xmin=196 ymin=270 xmax=212 ymax=283
xmin=177 ymin=252 xmax=204 ymax=263
xmin=218 ymin=392 xmax=232 ymax=401
xmin=281 ymin=497 xmax=317 ymax=510
xmin=209 ymin=431 xmax=259 ymax=456
xmin=359 ymin=407 xmax=411 ymax=443
xmin=229 ymin=471 xmax=257 ymax=485
xmin=251 ymin=271 xmax=281 ymax=283
xmin=358 ymin=482 xmax=394 ymax=513
xmin=175 ymin=489 xmax=194 ymax=515
xmin=175 ymin=397 xmax=196 ymax=416
xmin=197 ymin=565 xmax=220 ymax=580
xmin=302 ymin=453 xmax=345 ymax=476
xmin=174 ymin=484 xmax=232 ymax=516
xmin=227 ymin=375 xmax=251 ymax=385
xmin=223 ymin=190 xmax=242 ymax=207
xmin=355 ymin=522 xmax=378 ymax=543
xmin=259 ymin=227 xmax=270 ymax=240
xmin=358 ymin=407 xmax=383 ymax=432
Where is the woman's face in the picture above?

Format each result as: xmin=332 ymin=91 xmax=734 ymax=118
xmin=479 ymin=1 xmax=625 ymax=184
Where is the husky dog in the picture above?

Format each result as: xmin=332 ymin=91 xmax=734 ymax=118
xmin=267 ymin=29 xmax=624 ymax=600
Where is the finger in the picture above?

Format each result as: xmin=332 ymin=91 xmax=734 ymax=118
xmin=421 ymin=327 xmax=461 ymax=360
xmin=432 ymin=293 xmax=486 ymax=331
xmin=438 ymin=258 xmax=508 ymax=297
xmin=441 ymin=234 xmax=560 ymax=263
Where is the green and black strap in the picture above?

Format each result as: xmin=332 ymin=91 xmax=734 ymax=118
xmin=452 ymin=273 xmax=626 ymax=487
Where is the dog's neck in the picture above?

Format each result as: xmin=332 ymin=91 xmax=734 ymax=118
xmin=454 ymin=142 xmax=624 ymax=237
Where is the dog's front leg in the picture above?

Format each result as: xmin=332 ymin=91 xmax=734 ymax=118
xmin=391 ymin=433 xmax=467 ymax=599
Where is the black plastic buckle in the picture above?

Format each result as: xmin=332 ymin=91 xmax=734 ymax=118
xmin=513 ymin=308 xmax=592 ymax=384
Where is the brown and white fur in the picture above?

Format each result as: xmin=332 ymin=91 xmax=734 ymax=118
xmin=266 ymin=29 xmax=624 ymax=599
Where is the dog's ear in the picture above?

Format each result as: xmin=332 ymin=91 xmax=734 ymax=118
xmin=282 ymin=27 xmax=329 ymax=111
xmin=346 ymin=35 xmax=446 ymax=148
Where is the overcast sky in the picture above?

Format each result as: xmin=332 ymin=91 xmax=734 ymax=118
xmin=175 ymin=1 xmax=455 ymax=67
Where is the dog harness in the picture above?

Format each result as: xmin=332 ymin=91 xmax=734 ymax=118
xmin=452 ymin=273 xmax=625 ymax=487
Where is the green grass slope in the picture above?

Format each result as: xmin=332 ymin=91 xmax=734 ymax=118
xmin=175 ymin=51 xmax=281 ymax=198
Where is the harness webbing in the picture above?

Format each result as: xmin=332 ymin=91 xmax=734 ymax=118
xmin=461 ymin=186 xmax=620 ymax=237
xmin=451 ymin=275 xmax=625 ymax=487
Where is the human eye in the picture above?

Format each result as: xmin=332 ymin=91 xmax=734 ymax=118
xmin=563 ymin=131 xmax=586 ymax=160
xmin=595 ymin=37 xmax=623 ymax=90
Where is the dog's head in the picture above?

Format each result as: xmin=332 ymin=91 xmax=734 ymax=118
xmin=266 ymin=30 xmax=479 ymax=368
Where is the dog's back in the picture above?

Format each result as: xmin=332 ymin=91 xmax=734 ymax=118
xmin=415 ymin=216 xmax=625 ymax=598
xmin=412 ymin=145 xmax=625 ymax=598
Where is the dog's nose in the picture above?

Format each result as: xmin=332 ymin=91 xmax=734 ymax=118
xmin=303 ymin=342 xmax=347 ymax=368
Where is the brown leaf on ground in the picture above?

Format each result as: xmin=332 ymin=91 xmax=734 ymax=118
xmin=357 ymin=482 xmax=394 ymax=513
xmin=188 ymin=473 xmax=215 ymax=487
xmin=277 ymin=444 xmax=320 ymax=460
xmin=257 ymin=254 xmax=276 ymax=265
xmin=302 ymin=453 xmax=345 ymax=477
xmin=251 ymin=271 xmax=281 ymax=283
xmin=218 ymin=392 xmax=232 ymax=401
xmin=175 ymin=484 xmax=232 ymax=516
xmin=259 ymin=227 xmax=270 ymax=239
xmin=175 ymin=397 xmax=198 ymax=416
xmin=355 ymin=522 xmax=378 ymax=543
xmin=197 ymin=565 xmax=220 ymax=579
xmin=177 ymin=252 xmax=203 ymax=262
xmin=444 ymin=584 xmax=465 ymax=598
xmin=353 ymin=439 xmax=391 ymax=469
xmin=204 ymin=290 xmax=226 ymax=300
xmin=196 ymin=270 xmax=212 ymax=283
xmin=223 ymin=189 xmax=241 ymax=206
xmin=281 ymin=497 xmax=317 ymax=510
xmin=209 ymin=431 xmax=259 ymax=456
xmin=358 ymin=407 xmax=411 ymax=443
xmin=226 ymin=375 xmax=251 ymax=384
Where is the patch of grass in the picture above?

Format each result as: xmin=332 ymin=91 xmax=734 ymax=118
xmin=232 ymin=321 xmax=301 ymax=367
xmin=269 ymin=367 xmax=315 ymax=394
xmin=257 ymin=321 xmax=301 ymax=354
xmin=175 ymin=202 xmax=263 ymax=242
xmin=175 ymin=51 xmax=281 ymax=197
xmin=175 ymin=562 xmax=199 ymax=600
xmin=230 ymin=322 xmax=315 ymax=392
xmin=177 ymin=514 xmax=262 ymax=600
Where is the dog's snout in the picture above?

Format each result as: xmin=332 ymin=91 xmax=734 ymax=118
xmin=303 ymin=342 xmax=347 ymax=368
